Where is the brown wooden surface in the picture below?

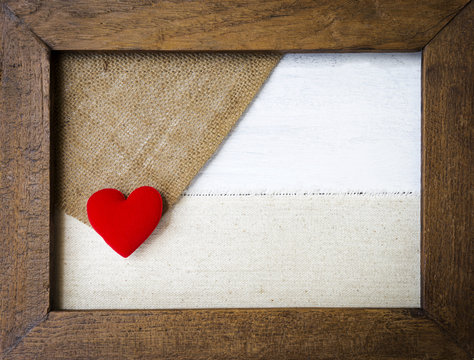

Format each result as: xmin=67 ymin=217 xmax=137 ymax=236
xmin=4 ymin=309 xmax=470 ymax=359
xmin=422 ymin=1 xmax=474 ymax=356
xmin=1 ymin=0 xmax=473 ymax=358
xmin=0 ymin=3 xmax=51 ymax=355
xmin=3 ymin=0 xmax=470 ymax=51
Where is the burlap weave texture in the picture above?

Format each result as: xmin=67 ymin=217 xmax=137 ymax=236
xmin=53 ymin=52 xmax=280 ymax=224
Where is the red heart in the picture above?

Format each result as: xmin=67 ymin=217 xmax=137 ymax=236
xmin=87 ymin=186 xmax=163 ymax=258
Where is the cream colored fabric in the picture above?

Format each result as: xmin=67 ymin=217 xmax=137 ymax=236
xmin=55 ymin=194 xmax=420 ymax=309
xmin=53 ymin=52 xmax=280 ymax=224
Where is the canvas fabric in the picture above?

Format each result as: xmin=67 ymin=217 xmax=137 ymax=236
xmin=55 ymin=194 xmax=420 ymax=309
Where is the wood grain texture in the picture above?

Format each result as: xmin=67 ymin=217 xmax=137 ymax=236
xmin=3 ymin=0 xmax=470 ymax=51
xmin=7 ymin=309 xmax=470 ymax=359
xmin=422 ymin=1 xmax=473 ymax=356
xmin=0 ymin=0 xmax=472 ymax=357
xmin=0 ymin=4 xmax=50 ymax=355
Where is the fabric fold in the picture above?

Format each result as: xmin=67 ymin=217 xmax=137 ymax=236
xmin=53 ymin=52 xmax=281 ymax=224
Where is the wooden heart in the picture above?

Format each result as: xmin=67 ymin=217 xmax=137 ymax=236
xmin=87 ymin=186 xmax=163 ymax=257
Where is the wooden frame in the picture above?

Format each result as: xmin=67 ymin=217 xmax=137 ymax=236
xmin=1 ymin=0 xmax=472 ymax=358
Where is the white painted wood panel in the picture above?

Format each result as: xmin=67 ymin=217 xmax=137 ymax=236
xmin=186 ymin=53 xmax=421 ymax=194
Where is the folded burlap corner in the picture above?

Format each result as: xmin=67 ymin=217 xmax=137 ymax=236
xmin=53 ymin=52 xmax=281 ymax=224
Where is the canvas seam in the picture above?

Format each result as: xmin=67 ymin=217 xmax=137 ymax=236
xmin=182 ymin=191 xmax=419 ymax=197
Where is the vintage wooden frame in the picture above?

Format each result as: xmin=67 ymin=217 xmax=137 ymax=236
xmin=1 ymin=1 xmax=472 ymax=358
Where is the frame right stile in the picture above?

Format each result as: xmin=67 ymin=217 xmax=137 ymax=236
xmin=422 ymin=0 xmax=473 ymax=354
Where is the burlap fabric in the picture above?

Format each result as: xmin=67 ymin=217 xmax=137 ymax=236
xmin=53 ymin=52 xmax=280 ymax=224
